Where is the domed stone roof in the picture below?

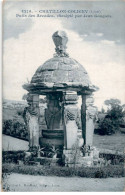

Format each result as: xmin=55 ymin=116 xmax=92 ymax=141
xmin=23 ymin=31 xmax=98 ymax=94
xmin=31 ymin=57 xmax=91 ymax=85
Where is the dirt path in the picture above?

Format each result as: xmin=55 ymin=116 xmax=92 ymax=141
xmin=2 ymin=173 xmax=125 ymax=192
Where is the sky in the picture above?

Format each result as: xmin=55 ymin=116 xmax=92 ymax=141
xmin=3 ymin=0 xmax=125 ymax=110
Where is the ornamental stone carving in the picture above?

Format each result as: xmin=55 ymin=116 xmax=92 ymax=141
xmin=85 ymin=95 xmax=98 ymax=146
xmin=45 ymin=94 xmax=63 ymax=130
xmin=63 ymin=92 xmax=80 ymax=149
xmin=86 ymin=105 xmax=98 ymax=122
xmin=52 ymin=31 xmax=69 ymax=57
xmin=23 ymin=93 xmax=40 ymax=148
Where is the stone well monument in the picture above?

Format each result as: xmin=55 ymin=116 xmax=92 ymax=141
xmin=23 ymin=31 xmax=99 ymax=166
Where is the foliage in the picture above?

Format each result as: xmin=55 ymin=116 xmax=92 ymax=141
xmin=2 ymin=151 xmax=25 ymax=164
xmin=2 ymin=163 xmax=125 ymax=178
xmin=39 ymin=145 xmax=63 ymax=158
xmin=99 ymin=152 xmax=124 ymax=165
xmin=2 ymin=120 xmax=13 ymax=134
xmin=104 ymin=98 xmax=121 ymax=108
xmin=80 ymin=145 xmax=92 ymax=156
xmin=17 ymin=109 xmax=24 ymax=117
xmin=98 ymin=118 xmax=115 ymax=135
xmin=2 ymin=119 xmax=28 ymax=140
xmin=97 ymin=98 xmax=125 ymax=135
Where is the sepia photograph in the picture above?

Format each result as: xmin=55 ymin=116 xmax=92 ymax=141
xmin=1 ymin=0 xmax=125 ymax=192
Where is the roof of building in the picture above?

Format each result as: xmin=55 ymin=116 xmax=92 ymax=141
xmin=23 ymin=31 xmax=98 ymax=94
xmin=31 ymin=57 xmax=91 ymax=85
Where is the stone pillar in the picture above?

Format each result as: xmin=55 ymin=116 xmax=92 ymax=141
xmin=81 ymin=95 xmax=86 ymax=144
xmin=24 ymin=93 xmax=40 ymax=150
xmin=63 ymin=91 xmax=79 ymax=149
xmin=81 ymin=94 xmax=97 ymax=146
xmin=86 ymin=95 xmax=97 ymax=146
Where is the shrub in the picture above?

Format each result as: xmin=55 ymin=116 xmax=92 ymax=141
xmin=2 ymin=119 xmax=28 ymax=140
xmin=96 ymin=99 xmax=125 ymax=135
xmin=17 ymin=109 xmax=24 ymax=117
xmin=98 ymin=118 xmax=116 ymax=135
xmin=2 ymin=163 xmax=125 ymax=178
xmin=106 ymin=105 xmax=125 ymax=131
xmin=3 ymin=120 xmax=13 ymax=134
xmin=2 ymin=151 xmax=25 ymax=163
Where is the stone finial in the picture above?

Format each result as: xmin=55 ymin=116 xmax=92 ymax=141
xmin=52 ymin=31 xmax=69 ymax=57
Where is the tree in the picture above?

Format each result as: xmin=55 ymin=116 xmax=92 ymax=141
xmin=122 ymin=104 xmax=125 ymax=111
xmin=104 ymin=98 xmax=121 ymax=109
xmin=98 ymin=98 xmax=125 ymax=135
xmin=98 ymin=118 xmax=115 ymax=135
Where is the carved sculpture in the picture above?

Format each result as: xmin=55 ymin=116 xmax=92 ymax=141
xmin=63 ymin=92 xmax=81 ymax=149
xmin=23 ymin=94 xmax=40 ymax=148
xmin=86 ymin=105 xmax=98 ymax=122
xmin=85 ymin=96 xmax=98 ymax=146
xmin=52 ymin=31 xmax=69 ymax=57
xmin=22 ymin=31 xmax=99 ymax=167
xmin=45 ymin=94 xmax=63 ymax=130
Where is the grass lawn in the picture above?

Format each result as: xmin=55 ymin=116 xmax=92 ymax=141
xmin=3 ymin=107 xmax=125 ymax=153
xmin=2 ymin=133 xmax=125 ymax=153
xmin=2 ymin=135 xmax=28 ymax=151
xmin=3 ymin=108 xmax=24 ymax=122
xmin=93 ymin=133 xmax=125 ymax=152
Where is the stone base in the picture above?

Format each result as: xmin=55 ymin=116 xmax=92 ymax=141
xmin=35 ymin=157 xmax=60 ymax=166
xmin=63 ymin=149 xmax=81 ymax=165
xmin=63 ymin=147 xmax=107 ymax=167
xmin=39 ymin=137 xmax=64 ymax=147
xmin=78 ymin=156 xmax=93 ymax=167
xmin=23 ymin=145 xmax=108 ymax=167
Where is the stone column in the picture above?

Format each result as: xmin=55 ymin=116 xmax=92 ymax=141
xmin=86 ymin=95 xmax=97 ymax=146
xmin=81 ymin=95 xmax=86 ymax=144
xmin=24 ymin=93 xmax=40 ymax=150
xmin=63 ymin=91 xmax=79 ymax=149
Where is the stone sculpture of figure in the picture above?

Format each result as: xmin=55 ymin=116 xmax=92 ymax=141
xmin=39 ymin=103 xmax=47 ymax=131
xmin=86 ymin=105 xmax=98 ymax=123
xmin=64 ymin=105 xmax=79 ymax=149
xmin=45 ymin=94 xmax=63 ymax=130
xmin=23 ymin=94 xmax=40 ymax=149
xmin=86 ymin=103 xmax=98 ymax=146
xmin=63 ymin=91 xmax=83 ymax=149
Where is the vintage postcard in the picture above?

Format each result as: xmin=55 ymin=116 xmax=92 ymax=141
xmin=1 ymin=0 xmax=125 ymax=192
